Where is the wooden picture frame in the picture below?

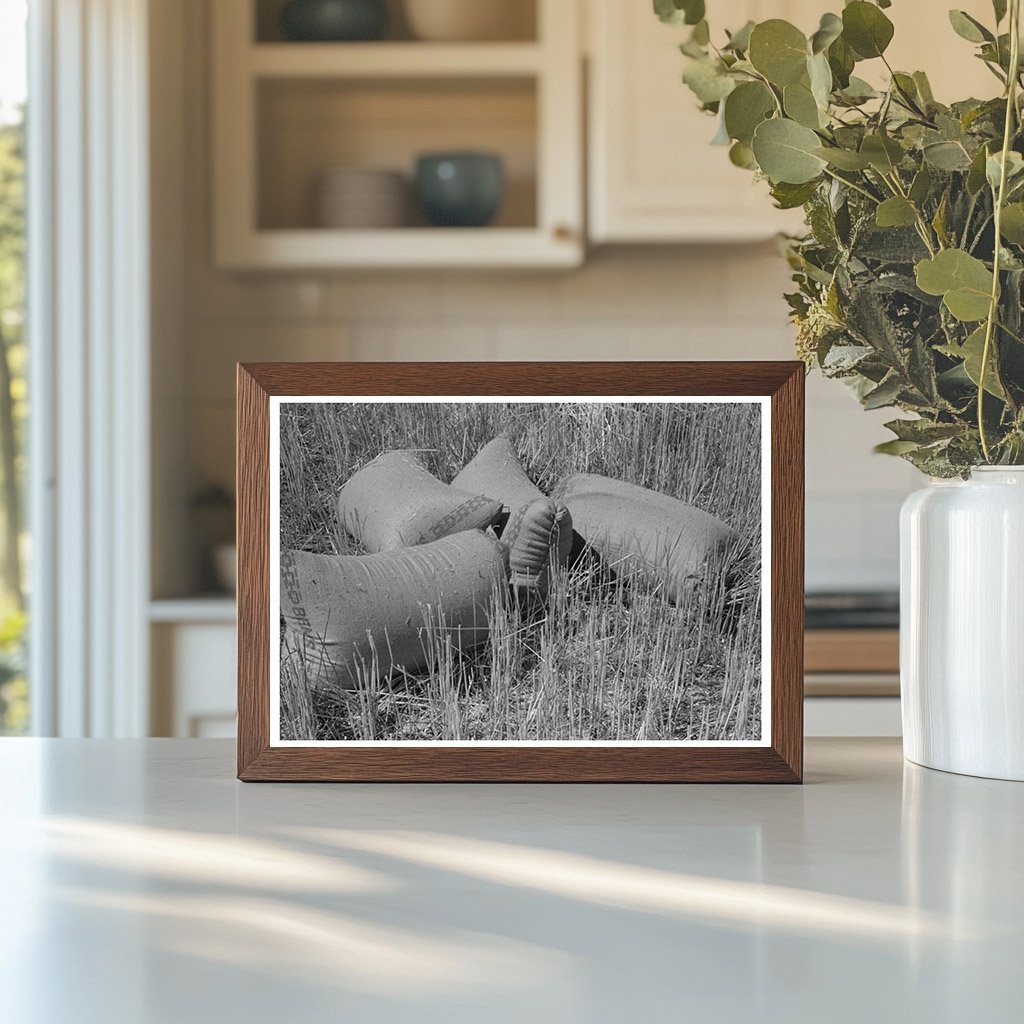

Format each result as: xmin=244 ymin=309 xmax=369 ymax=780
xmin=237 ymin=362 xmax=804 ymax=782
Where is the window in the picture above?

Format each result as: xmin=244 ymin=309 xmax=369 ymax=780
xmin=0 ymin=0 xmax=28 ymax=734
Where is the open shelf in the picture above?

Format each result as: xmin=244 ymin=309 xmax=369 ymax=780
xmin=257 ymin=76 xmax=538 ymax=232
xmin=213 ymin=0 xmax=582 ymax=268
xmin=249 ymin=42 xmax=544 ymax=78
xmin=254 ymin=0 xmax=538 ymax=44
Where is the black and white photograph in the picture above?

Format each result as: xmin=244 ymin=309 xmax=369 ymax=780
xmin=271 ymin=397 xmax=770 ymax=746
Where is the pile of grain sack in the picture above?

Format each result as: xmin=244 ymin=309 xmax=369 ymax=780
xmin=281 ymin=436 xmax=738 ymax=692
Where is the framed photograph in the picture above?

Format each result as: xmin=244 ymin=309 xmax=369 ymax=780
xmin=237 ymin=362 xmax=804 ymax=782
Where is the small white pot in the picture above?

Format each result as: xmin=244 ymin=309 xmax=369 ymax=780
xmin=901 ymin=467 xmax=1024 ymax=780
xmin=403 ymin=0 xmax=534 ymax=41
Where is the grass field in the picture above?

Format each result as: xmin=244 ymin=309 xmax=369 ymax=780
xmin=278 ymin=400 xmax=763 ymax=743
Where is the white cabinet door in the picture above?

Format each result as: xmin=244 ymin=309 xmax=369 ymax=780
xmin=587 ymin=0 xmax=997 ymax=244
xmin=587 ymin=0 xmax=810 ymax=243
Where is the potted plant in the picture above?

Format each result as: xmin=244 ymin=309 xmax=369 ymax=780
xmin=658 ymin=0 xmax=1024 ymax=779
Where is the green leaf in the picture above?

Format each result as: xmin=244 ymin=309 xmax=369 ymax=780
xmin=771 ymin=180 xmax=820 ymax=209
xmin=724 ymin=20 xmax=755 ymax=53
xmin=939 ymin=325 xmax=1006 ymax=398
xmin=810 ymin=12 xmax=843 ymax=54
xmin=654 ymin=0 xmax=705 ymax=26
xmin=915 ymin=249 xmax=994 ymax=322
xmin=967 ymin=144 xmax=991 ymax=193
xmin=875 ymin=439 xmax=922 ymax=456
xmin=723 ymin=81 xmax=775 ymax=144
xmin=876 ymin=197 xmax=918 ymax=228
xmin=837 ymin=76 xmax=879 ymax=104
xmin=748 ymin=20 xmax=809 ymax=86
xmin=948 ymin=10 xmax=994 ymax=44
xmin=807 ymin=51 xmax=833 ymax=108
xmin=842 ymin=1 xmax=895 ymax=59
xmin=827 ymin=36 xmax=856 ymax=88
xmin=913 ymin=71 xmax=935 ymax=104
xmin=751 ymin=118 xmax=828 ymax=184
xmin=814 ymin=145 xmax=872 ymax=170
xmin=682 ymin=57 xmax=736 ymax=104
xmin=862 ymin=375 xmax=903 ymax=409
xmin=729 ymin=140 xmax=757 ymax=170
xmin=909 ymin=164 xmax=933 ymax=205
xmin=1001 ymin=203 xmax=1024 ymax=245
xmin=986 ymin=150 xmax=1024 ymax=191
xmin=885 ymin=418 xmax=964 ymax=443
xmin=993 ymin=0 xmax=1008 ymax=24
xmin=860 ymin=133 xmax=904 ymax=173
xmin=923 ymin=140 xmax=972 ymax=171
xmin=784 ymin=80 xmax=824 ymax=129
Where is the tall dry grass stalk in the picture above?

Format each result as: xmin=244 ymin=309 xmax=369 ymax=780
xmin=278 ymin=401 xmax=763 ymax=742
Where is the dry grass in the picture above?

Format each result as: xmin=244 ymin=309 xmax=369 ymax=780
xmin=278 ymin=401 xmax=763 ymax=742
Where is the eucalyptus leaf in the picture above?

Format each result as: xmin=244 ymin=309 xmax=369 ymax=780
xmin=915 ymin=249 xmax=994 ymax=322
xmin=940 ymin=326 xmax=1006 ymax=398
xmin=748 ymin=20 xmax=809 ymax=86
xmin=808 ymin=52 xmax=833 ymax=109
xmin=861 ymin=133 xmax=904 ymax=173
xmin=1000 ymin=203 xmax=1024 ymax=244
xmin=986 ymin=150 xmax=1024 ymax=191
xmin=862 ymin=375 xmax=904 ymax=409
xmin=875 ymin=439 xmax=922 ymax=456
xmin=770 ymin=180 xmax=820 ymax=209
xmin=923 ymin=140 xmax=973 ymax=171
xmin=683 ymin=57 xmax=736 ymax=104
xmin=811 ymin=13 xmax=843 ymax=54
xmin=724 ymin=20 xmax=755 ymax=53
xmin=827 ymin=36 xmax=856 ymax=89
xmin=842 ymin=1 xmax=895 ymax=59
xmin=729 ymin=140 xmax=758 ymax=169
xmin=913 ymin=71 xmax=935 ymax=104
xmin=876 ymin=197 xmax=919 ymax=228
xmin=724 ymin=81 xmax=775 ymax=144
xmin=814 ymin=146 xmax=872 ymax=170
xmin=653 ymin=0 xmax=705 ymax=26
xmin=948 ymin=10 xmax=994 ymax=44
xmin=752 ymin=118 xmax=828 ymax=184
xmin=784 ymin=80 xmax=825 ymax=129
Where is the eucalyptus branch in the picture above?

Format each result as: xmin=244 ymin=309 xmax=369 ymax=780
xmin=979 ymin=0 xmax=1021 ymax=462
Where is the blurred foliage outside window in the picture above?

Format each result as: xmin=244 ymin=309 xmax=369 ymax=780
xmin=0 ymin=1 xmax=28 ymax=733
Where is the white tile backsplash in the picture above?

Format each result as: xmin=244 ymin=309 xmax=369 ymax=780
xmin=182 ymin=251 xmax=917 ymax=592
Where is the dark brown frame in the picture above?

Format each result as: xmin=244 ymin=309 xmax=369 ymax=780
xmin=237 ymin=362 xmax=804 ymax=782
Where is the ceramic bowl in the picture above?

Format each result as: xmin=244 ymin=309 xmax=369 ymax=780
xmin=213 ymin=543 xmax=237 ymax=594
xmin=403 ymin=0 xmax=534 ymax=42
xmin=316 ymin=168 xmax=408 ymax=228
xmin=415 ymin=152 xmax=504 ymax=228
xmin=281 ymin=0 xmax=388 ymax=42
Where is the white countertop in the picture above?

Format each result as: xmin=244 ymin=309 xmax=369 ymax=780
xmin=1 ymin=738 xmax=1020 ymax=1023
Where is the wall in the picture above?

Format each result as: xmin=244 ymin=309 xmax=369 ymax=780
xmin=165 ymin=0 xmax=920 ymax=598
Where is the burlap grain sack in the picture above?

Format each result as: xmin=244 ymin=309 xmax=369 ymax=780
xmin=453 ymin=435 xmax=574 ymax=567
xmin=281 ymin=529 xmax=508 ymax=692
xmin=338 ymin=450 xmax=503 ymax=552
xmin=556 ymin=474 xmax=739 ymax=604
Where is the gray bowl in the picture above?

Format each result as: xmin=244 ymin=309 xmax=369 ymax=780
xmin=281 ymin=0 xmax=388 ymax=42
xmin=415 ymin=152 xmax=505 ymax=228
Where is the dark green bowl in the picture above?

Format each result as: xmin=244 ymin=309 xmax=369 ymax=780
xmin=281 ymin=0 xmax=388 ymax=42
xmin=415 ymin=153 xmax=505 ymax=228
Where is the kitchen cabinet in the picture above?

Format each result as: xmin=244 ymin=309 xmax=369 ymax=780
xmin=587 ymin=0 xmax=998 ymax=244
xmin=150 ymin=600 xmax=237 ymax=738
xmin=211 ymin=0 xmax=583 ymax=269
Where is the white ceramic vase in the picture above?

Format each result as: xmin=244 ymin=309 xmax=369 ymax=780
xmin=900 ymin=467 xmax=1024 ymax=781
